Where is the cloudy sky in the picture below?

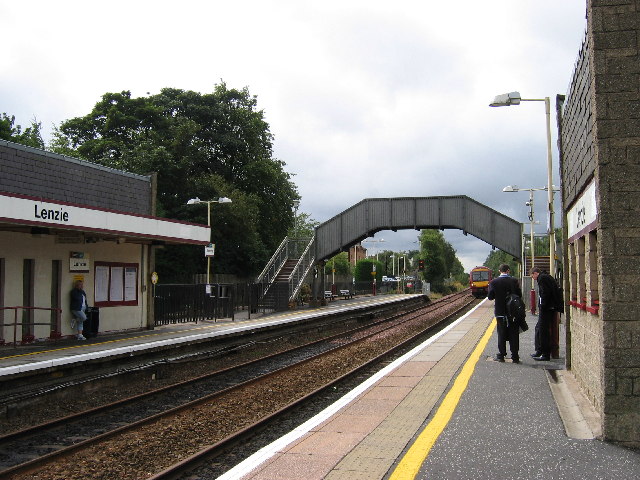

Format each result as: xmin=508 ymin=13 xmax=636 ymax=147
xmin=1 ymin=1 xmax=587 ymax=270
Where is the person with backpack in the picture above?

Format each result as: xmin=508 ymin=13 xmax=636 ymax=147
xmin=487 ymin=264 xmax=523 ymax=363
xmin=530 ymin=267 xmax=562 ymax=361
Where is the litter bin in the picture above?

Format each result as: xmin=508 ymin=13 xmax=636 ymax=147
xmin=85 ymin=306 xmax=99 ymax=338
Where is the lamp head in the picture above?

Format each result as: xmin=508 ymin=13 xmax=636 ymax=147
xmin=490 ymin=91 xmax=521 ymax=107
xmin=502 ymin=185 xmax=518 ymax=192
xmin=186 ymin=197 xmax=201 ymax=205
xmin=217 ymin=197 xmax=232 ymax=203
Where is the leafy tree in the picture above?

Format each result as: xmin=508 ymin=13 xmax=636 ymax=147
xmin=1 ymin=113 xmax=44 ymax=149
xmin=324 ymin=252 xmax=351 ymax=277
xmin=353 ymin=258 xmax=383 ymax=282
xmin=49 ymin=84 xmax=299 ymax=280
xmin=419 ymin=230 xmax=447 ymax=290
xmin=418 ymin=230 xmax=467 ymax=292
xmin=484 ymin=249 xmax=520 ymax=277
xmin=288 ymin=211 xmax=318 ymax=238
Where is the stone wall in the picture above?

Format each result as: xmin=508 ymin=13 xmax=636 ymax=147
xmin=561 ymin=0 xmax=640 ymax=447
xmin=0 ymin=140 xmax=152 ymax=215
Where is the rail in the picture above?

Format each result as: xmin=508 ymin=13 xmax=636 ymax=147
xmin=0 ymin=306 xmax=62 ymax=346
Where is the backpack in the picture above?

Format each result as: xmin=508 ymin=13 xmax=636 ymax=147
xmin=505 ymin=293 xmax=527 ymax=330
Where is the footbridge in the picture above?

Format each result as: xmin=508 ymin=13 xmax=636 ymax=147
xmin=256 ymin=196 xmax=522 ymax=306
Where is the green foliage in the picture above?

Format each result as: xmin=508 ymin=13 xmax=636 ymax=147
xmin=324 ymin=252 xmax=352 ymax=277
xmin=418 ymin=230 xmax=467 ymax=293
xmin=353 ymin=258 xmax=383 ymax=282
xmin=288 ymin=211 xmax=318 ymax=238
xmin=483 ymin=249 xmax=520 ymax=277
xmin=49 ymin=84 xmax=299 ymax=280
xmin=1 ymin=113 xmax=44 ymax=149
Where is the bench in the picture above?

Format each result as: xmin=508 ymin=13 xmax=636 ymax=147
xmin=339 ymin=289 xmax=354 ymax=299
xmin=324 ymin=291 xmax=337 ymax=301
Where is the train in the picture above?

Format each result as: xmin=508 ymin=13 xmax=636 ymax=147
xmin=469 ymin=266 xmax=492 ymax=298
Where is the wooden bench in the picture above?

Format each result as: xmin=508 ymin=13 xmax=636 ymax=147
xmin=339 ymin=289 xmax=354 ymax=299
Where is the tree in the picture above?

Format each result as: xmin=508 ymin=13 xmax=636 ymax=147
xmin=484 ymin=250 xmax=520 ymax=277
xmin=288 ymin=211 xmax=318 ymax=239
xmin=418 ymin=230 xmax=466 ymax=292
xmin=50 ymin=84 xmax=299 ymax=280
xmin=1 ymin=113 xmax=44 ymax=149
xmin=353 ymin=259 xmax=383 ymax=282
xmin=324 ymin=252 xmax=352 ymax=278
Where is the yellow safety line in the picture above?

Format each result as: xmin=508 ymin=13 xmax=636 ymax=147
xmin=388 ymin=318 xmax=496 ymax=480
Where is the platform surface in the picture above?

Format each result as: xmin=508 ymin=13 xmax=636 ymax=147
xmin=218 ymin=300 xmax=640 ymax=480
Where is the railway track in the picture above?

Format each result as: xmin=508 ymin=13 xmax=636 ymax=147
xmin=0 ymin=291 xmax=476 ymax=480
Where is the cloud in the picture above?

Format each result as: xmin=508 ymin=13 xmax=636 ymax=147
xmin=1 ymin=0 xmax=586 ymax=271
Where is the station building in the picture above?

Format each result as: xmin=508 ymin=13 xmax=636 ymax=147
xmin=560 ymin=0 xmax=639 ymax=448
xmin=0 ymin=139 xmax=209 ymax=343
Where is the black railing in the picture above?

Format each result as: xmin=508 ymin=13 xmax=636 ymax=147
xmin=154 ymin=284 xmax=235 ymax=325
xmin=153 ymin=280 xmax=424 ymax=326
xmin=153 ymin=282 xmax=288 ymax=326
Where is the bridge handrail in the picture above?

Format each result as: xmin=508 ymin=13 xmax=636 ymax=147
xmin=288 ymin=236 xmax=315 ymax=300
xmin=255 ymin=236 xmax=290 ymax=285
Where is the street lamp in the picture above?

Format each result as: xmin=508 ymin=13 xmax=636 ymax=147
xmin=490 ymin=91 xmax=557 ymax=276
xmin=292 ymin=199 xmax=300 ymax=238
xmin=362 ymin=238 xmax=386 ymax=261
xmin=186 ymin=196 xmax=232 ymax=284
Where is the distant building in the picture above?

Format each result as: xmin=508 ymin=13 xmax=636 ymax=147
xmin=348 ymin=244 xmax=367 ymax=265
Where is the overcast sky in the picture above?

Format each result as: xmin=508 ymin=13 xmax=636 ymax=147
xmin=1 ymin=1 xmax=587 ymax=271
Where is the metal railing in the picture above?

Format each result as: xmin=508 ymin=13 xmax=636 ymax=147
xmin=255 ymin=236 xmax=290 ymax=287
xmin=0 ymin=306 xmax=62 ymax=346
xmin=288 ymin=236 xmax=315 ymax=301
xmin=154 ymin=284 xmax=235 ymax=325
xmin=255 ymin=236 xmax=315 ymax=303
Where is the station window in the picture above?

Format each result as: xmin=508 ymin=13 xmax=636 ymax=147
xmin=568 ymin=231 xmax=599 ymax=314
xmin=94 ymin=262 xmax=138 ymax=307
xmin=587 ymin=231 xmax=599 ymax=307
xmin=577 ymin=236 xmax=586 ymax=304
xmin=569 ymin=242 xmax=577 ymax=302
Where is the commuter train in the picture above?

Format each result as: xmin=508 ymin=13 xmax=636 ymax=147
xmin=469 ymin=266 xmax=492 ymax=298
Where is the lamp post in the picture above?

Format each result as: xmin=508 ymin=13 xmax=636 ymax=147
xmin=502 ymin=186 xmax=555 ymax=274
xmin=292 ymin=199 xmax=300 ymax=238
xmin=490 ymin=91 xmax=557 ymax=276
xmin=362 ymin=238 xmax=386 ymax=261
xmin=186 ymin=196 xmax=232 ymax=284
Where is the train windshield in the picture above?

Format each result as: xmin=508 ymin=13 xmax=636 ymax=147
xmin=472 ymin=270 xmax=490 ymax=281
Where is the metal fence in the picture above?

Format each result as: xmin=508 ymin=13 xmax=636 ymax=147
xmin=153 ymin=282 xmax=290 ymax=326
xmin=153 ymin=279 xmax=423 ymax=326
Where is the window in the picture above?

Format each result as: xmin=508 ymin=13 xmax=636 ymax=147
xmin=472 ymin=270 xmax=490 ymax=281
xmin=568 ymin=232 xmax=599 ymax=315
xmin=94 ymin=262 xmax=138 ymax=307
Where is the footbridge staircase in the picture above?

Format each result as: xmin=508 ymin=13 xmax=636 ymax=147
xmin=256 ymin=196 xmax=522 ymax=308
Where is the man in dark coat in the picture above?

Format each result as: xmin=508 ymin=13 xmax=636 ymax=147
xmin=487 ymin=263 xmax=523 ymax=363
xmin=530 ymin=267 xmax=560 ymax=361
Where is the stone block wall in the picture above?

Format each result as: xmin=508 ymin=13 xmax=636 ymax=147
xmin=0 ymin=140 xmax=152 ymax=215
xmin=561 ymin=0 xmax=640 ymax=447
xmin=591 ymin=0 xmax=640 ymax=447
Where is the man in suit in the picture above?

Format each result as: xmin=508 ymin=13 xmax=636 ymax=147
xmin=487 ymin=263 xmax=523 ymax=363
xmin=530 ymin=267 xmax=560 ymax=361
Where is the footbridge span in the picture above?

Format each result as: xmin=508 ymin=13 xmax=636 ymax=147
xmin=315 ymin=195 xmax=522 ymax=263
xmin=256 ymin=196 xmax=522 ymax=307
